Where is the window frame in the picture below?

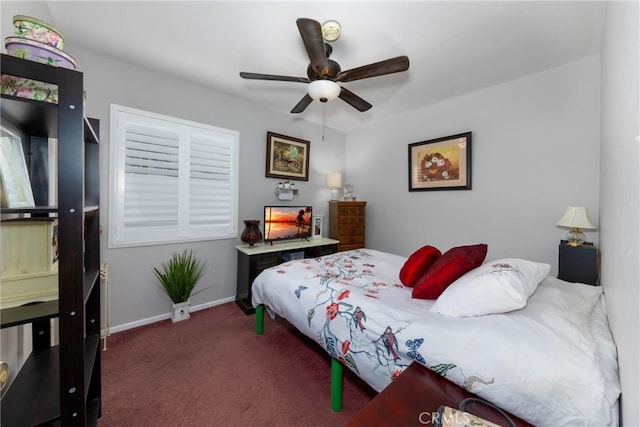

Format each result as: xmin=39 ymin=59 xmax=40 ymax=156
xmin=108 ymin=104 xmax=239 ymax=248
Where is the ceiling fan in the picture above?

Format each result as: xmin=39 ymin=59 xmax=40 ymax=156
xmin=239 ymin=18 xmax=410 ymax=114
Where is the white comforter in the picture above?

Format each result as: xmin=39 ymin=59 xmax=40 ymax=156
xmin=252 ymin=249 xmax=621 ymax=426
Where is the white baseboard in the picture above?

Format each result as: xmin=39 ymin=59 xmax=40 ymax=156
xmin=102 ymin=296 xmax=236 ymax=335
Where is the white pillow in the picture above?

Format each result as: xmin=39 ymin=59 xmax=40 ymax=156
xmin=430 ymin=258 xmax=551 ymax=317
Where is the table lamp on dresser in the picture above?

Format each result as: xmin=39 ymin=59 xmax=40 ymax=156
xmin=326 ymin=172 xmax=342 ymax=201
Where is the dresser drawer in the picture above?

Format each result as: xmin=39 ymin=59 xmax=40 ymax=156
xmin=254 ymin=253 xmax=281 ymax=272
xmin=338 ymin=225 xmax=364 ymax=236
xmin=304 ymin=244 xmax=340 ymax=258
xmin=338 ymin=205 xmax=365 ymax=216
xmin=339 ymin=234 xmax=364 ymax=246
xmin=338 ymin=215 xmax=365 ymax=226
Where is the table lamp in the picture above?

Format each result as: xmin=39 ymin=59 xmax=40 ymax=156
xmin=326 ymin=172 xmax=342 ymax=201
xmin=556 ymin=206 xmax=596 ymax=247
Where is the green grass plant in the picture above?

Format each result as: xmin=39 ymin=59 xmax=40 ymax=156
xmin=153 ymin=249 xmax=207 ymax=303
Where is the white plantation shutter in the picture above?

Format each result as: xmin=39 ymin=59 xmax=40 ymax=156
xmin=188 ymin=132 xmax=235 ymax=231
xmin=124 ymin=123 xmax=180 ymax=230
xmin=109 ymin=105 xmax=238 ymax=248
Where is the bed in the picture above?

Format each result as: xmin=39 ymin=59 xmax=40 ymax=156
xmin=251 ymin=248 xmax=621 ymax=427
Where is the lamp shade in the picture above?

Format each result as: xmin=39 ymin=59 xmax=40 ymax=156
xmin=326 ymin=172 xmax=342 ymax=189
xmin=308 ymin=80 xmax=341 ymax=102
xmin=556 ymin=207 xmax=596 ymax=229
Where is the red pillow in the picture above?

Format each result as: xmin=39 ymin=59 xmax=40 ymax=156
xmin=399 ymin=246 xmax=442 ymax=287
xmin=412 ymin=244 xmax=488 ymax=300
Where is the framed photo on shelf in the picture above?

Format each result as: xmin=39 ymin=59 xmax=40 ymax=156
xmin=0 ymin=126 xmax=35 ymax=208
xmin=343 ymin=184 xmax=356 ymax=201
xmin=312 ymin=214 xmax=323 ymax=239
xmin=408 ymin=132 xmax=472 ymax=191
xmin=266 ymin=131 xmax=310 ymax=181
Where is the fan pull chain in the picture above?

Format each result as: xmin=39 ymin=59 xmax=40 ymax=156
xmin=322 ymin=103 xmax=326 ymax=141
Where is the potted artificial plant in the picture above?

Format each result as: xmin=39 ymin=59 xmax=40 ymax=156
xmin=153 ymin=249 xmax=207 ymax=322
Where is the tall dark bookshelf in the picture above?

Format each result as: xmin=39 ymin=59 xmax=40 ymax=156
xmin=1 ymin=53 xmax=101 ymax=426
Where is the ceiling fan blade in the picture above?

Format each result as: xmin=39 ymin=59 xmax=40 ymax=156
xmin=239 ymin=72 xmax=310 ymax=83
xmin=296 ymin=18 xmax=328 ymax=77
xmin=336 ymin=56 xmax=410 ymax=82
xmin=339 ymin=87 xmax=372 ymax=112
xmin=291 ymin=94 xmax=313 ymax=113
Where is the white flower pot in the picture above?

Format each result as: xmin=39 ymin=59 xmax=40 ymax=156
xmin=171 ymin=301 xmax=190 ymax=323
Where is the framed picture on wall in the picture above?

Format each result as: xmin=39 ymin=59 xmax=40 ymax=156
xmin=312 ymin=214 xmax=323 ymax=239
xmin=408 ymin=132 xmax=472 ymax=191
xmin=266 ymin=131 xmax=310 ymax=181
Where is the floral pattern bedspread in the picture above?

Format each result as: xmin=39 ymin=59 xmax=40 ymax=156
xmin=251 ymin=249 xmax=619 ymax=427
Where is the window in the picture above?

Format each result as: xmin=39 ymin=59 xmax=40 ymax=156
xmin=109 ymin=105 xmax=239 ymax=248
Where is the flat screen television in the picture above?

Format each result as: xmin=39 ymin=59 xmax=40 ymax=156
xmin=264 ymin=206 xmax=313 ymax=243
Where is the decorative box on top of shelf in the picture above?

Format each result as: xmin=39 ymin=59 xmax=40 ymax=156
xmin=0 ymin=218 xmax=58 ymax=309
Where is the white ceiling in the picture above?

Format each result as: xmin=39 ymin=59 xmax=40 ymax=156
xmin=45 ymin=1 xmax=606 ymax=132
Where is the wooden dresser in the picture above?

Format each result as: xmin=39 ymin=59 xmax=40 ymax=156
xmin=329 ymin=201 xmax=367 ymax=252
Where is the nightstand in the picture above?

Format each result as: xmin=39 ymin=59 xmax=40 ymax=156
xmin=558 ymin=240 xmax=599 ymax=286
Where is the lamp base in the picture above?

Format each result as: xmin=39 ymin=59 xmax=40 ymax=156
xmin=566 ymin=227 xmax=586 ymax=247
xmin=330 ymin=188 xmax=339 ymax=201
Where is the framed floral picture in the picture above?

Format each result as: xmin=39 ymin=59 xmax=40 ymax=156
xmin=266 ymin=132 xmax=310 ymax=181
xmin=408 ymin=132 xmax=472 ymax=191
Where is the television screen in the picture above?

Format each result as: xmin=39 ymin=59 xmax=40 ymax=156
xmin=264 ymin=206 xmax=313 ymax=243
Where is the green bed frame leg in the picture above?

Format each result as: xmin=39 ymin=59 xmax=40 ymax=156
xmin=331 ymin=358 xmax=343 ymax=412
xmin=255 ymin=305 xmax=264 ymax=335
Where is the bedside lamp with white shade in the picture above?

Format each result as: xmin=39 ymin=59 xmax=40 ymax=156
xmin=326 ymin=172 xmax=342 ymax=201
xmin=556 ymin=206 xmax=597 ymax=247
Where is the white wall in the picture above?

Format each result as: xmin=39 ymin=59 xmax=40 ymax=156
xmin=68 ymin=44 xmax=346 ymax=330
xmin=600 ymin=1 xmax=640 ymax=425
xmin=0 ymin=0 xmax=347 ymax=329
xmin=346 ymin=56 xmax=601 ymax=272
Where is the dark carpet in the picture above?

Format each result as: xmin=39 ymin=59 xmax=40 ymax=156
xmin=98 ymin=302 xmax=376 ymax=426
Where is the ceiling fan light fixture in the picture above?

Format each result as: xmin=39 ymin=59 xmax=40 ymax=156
xmin=240 ymin=18 xmax=409 ymax=114
xmin=308 ymin=80 xmax=341 ymax=103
